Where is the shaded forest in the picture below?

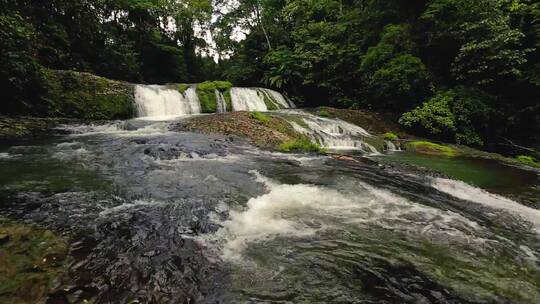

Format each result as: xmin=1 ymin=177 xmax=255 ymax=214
xmin=1 ymin=0 xmax=539 ymax=153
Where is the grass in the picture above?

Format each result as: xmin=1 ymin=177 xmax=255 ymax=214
xmin=279 ymin=138 xmax=325 ymax=153
xmin=249 ymin=111 xmax=270 ymax=123
xmin=383 ymin=132 xmax=398 ymax=141
xmin=405 ymin=141 xmax=459 ymax=156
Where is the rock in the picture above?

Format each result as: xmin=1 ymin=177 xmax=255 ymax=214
xmin=0 ymin=233 xmax=10 ymax=245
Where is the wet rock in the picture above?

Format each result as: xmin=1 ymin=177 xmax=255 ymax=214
xmin=0 ymin=233 xmax=10 ymax=245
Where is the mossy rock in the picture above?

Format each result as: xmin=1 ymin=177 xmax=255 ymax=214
xmin=195 ymin=81 xmax=233 ymax=113
xmin=249 ymin=111 xmax=270 ymax=123
xmin=405 ymin=141 xmax=459 ymax=156
xmin=516 ymin=155 xmax=540 ymax=168
xmin=0 ymin=218 xmax=70 ymax=303
xmin=383 ymin=132 xmax=398 ymax=141
xmin=279 ymin=137 xmax=325 ymax=153
xmin=42 ymin=69 xmax=135 ymax=120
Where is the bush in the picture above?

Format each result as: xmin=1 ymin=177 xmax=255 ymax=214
xmin=279 ymin=138 xmax=325 ymax=153
xmin=399 ymin=87 xmax=491 ymax=146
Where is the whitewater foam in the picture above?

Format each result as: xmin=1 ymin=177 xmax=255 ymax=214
xmin=215 ymin=171 xmax=482 ymax=262
xmin=432 ymin=177 xmax=540 ymax=232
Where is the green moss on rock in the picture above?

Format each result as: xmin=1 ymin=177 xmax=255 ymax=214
xmin=43 ymin=70 xmax=135 ymax=120
xmin=279 ymin=138 xmax=325 ymax=153
xmin=195 ymin=81 xmax=233 ymax=113
xmin=177 ymin=83 xmax=190 ymax=94
xmin=383 ymin=132 xmax=398 ymax=141
xmin=405 ymin=141 xmax=459 ymax=156
xmin=516 ymin=155 xmax=540 ymax=168
xmin=0 ymin=218 xmax=70 ymax=303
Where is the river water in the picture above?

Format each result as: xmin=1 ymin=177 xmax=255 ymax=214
xmin=0 ymin=118 xmax=539 ymax=303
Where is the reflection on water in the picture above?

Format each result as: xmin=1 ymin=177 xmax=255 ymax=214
xmin=0 ymin=120 xmax=539 ymax=303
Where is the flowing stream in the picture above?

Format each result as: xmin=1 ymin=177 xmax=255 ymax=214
xmin=0 ymin=100 xmax=539 ymax=303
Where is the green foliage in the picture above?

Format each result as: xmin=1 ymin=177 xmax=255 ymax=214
xmin=383 ymin=132 xmax=398 ymax=141
xmin=279 ymin=138 xmax=325 ymax=153
xmin=400 ymin=88 xmax=491 ymax=146
xmin=405 ymin=141 xmax=459 ymax=157
xmin=0 ymin=14 xmax=47 ymax=114
xmin=249 ymin=111 xmax=270 ymax=123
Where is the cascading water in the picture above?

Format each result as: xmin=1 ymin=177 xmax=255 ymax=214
xmin=215 ymin=91 xmax=227 ymax=113
xmin=385 ymin=140 xmax=400 ymax=151
xmin=284 ymin=110 xmax=381 ymax=153
xmin=134 ymin=85 xmax=293 ymax=118
xmin=230 ymin=88 xmax=269 ymax=111
xmin=134 ymin=85 xmax=201 ymax=118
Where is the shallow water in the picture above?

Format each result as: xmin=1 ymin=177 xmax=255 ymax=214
xmin=375 ymin=151 xmax=540 ymax=208
xmin=0 ymin=119 xmax=539 ymax=303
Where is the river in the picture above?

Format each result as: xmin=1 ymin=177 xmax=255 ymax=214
xmin=0 ymin=115 xmax=539 ymax=303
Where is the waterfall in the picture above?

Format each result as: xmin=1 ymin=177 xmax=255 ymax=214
xmin=261 ymin=88 xmax=292 ymax=109
xmin=286 ymin=111 xmax=381 ymax=154
xmin=230 ymin=88 xmax=269 ymax=111
xmin=134 ymin=85 xmax=201 ymax=118
xmin=215 ymin=90 xmax=227 ymax=113
xmin=134 ymin=85 xmax=293 ymax=118
xmin=385 ymin=140 xmax=400 ymax=151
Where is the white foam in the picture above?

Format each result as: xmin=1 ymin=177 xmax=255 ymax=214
xmin=0 ymin=152 xmax=21 ymax=160
xmin=215 ymin=171 xmax=482 ymax=262
xmin=432 ymin=178 xmax=540 ymax=232
xmin=230 ymin=88 xmax=268 ymax=111
xmin=134 ymin=85 xmax=201 ymax=118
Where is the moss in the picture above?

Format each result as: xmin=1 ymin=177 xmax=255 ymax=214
xmin=516 ymin=155 xmax=540 ymax=168
xmin=0 ymin=218 xmax=70 ymax=303
xmin=317 ymin=109 xmax=330 ymax=117
xmin=177 ymin=83 xmax=190 ymax=94
xmin=43 ymin=69 xmax=135 ymax=120
xmin=287 ymin=116 xmax=309 ymax=129
xmin=249 ymin=111 xmax=270 ymax=123
xmin=223 ymin=89 xmax=233 ymax=111
xmin=196 ymin=81 xmax=234 ymax=113
xmin=258 ymin=89 xmax=279 ymax=110
xmin=405 ymin=141 xmax=459 ymax=156
xmin=383 ymin=132 xmax=398 ymax=141
xmin=279 ymin=138 xmax=325 ymax=153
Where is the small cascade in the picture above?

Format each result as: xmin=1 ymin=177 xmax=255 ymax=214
xmin=385 ymin=140 xmax=401 ymax=151
xmin=230 ymin=88 xmax=269 ymax=111
xmin=215 ymin=90 xmax=227 ymax=113
xmin=286 ymin=111 xmax=381 ymax=154
xmin=261 ymin=88 xmax=292 ymax=109
xmin=134 ymin=85 xmax=201 ymax=118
